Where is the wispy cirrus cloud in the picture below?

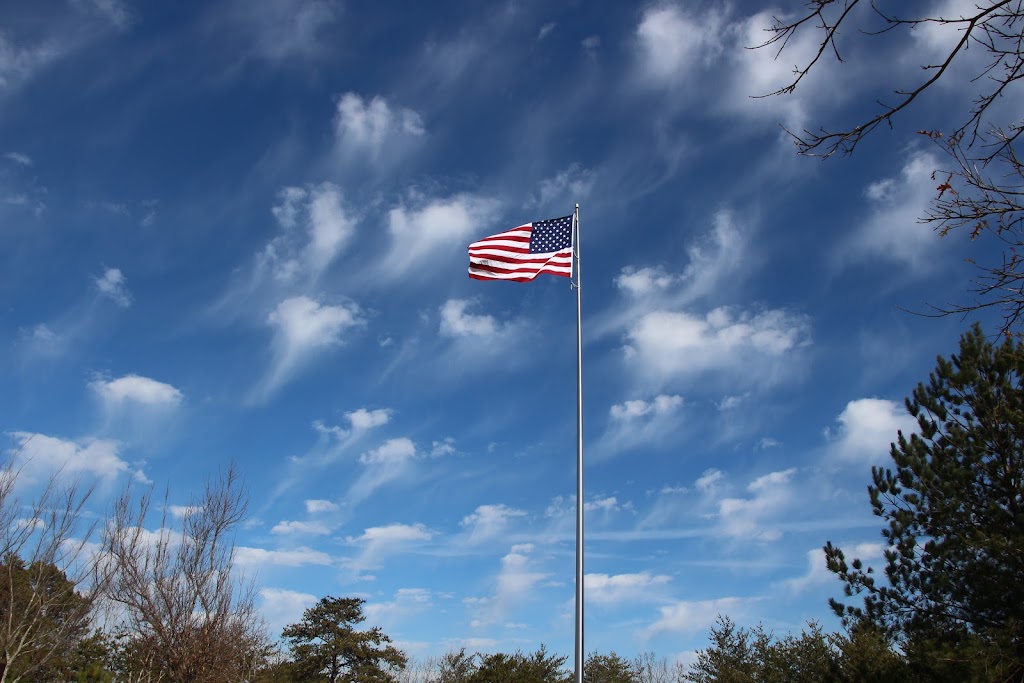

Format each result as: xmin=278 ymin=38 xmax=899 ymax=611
xmin=95 ymin=267 xmax=131 ymax=308
xmin=235 ymin=545 xmax=334 ymax=568
xmin=460 ymin=504 xmax=527 ymax=545
xmin=585 ymin=571 xmax=673 ymax=607
xmin=345 ymin=523 xmax=434 ymax=574
xmin=470 ymin=544 xmax=550 ymax=629
xmin=334 ymin=92 xmax=425 ymax=167
xmin=205 ymin=0 xmax=342 ymax=68
xmin=839 ymin=150 xmax=946 ymax=273
xmin=347 ymin=437 xmax=420 ymax=506
xmin=262 ymin=183 xmax=356 ymax=284
xmin=252 ymin=296 xmax=363 ymax=402
xmin=381 ymin=194 xmax=500 ymax=282
xmin=646 ymin=596 xmax=755 ymax=637
xmin=593 ymin=394 xmax=685 ymax=460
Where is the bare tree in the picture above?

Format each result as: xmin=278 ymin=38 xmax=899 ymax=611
xmin=0 ymin=452 xmax=107 ymax=683
xmin=755 ymin=1 xmax=1024 ymax=332
xmin=102 ymin=463 xmax=269 ymax=683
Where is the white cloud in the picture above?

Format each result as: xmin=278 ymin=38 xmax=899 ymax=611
xmin=90 ymin=374 xmax=183 ymax=408
xmin=212 ymin=0 xmax=342 ymax=65
xmin=615 ymin=266 xmax=676 ymax=297
xmin=782 ymin=543 xmax=884 ymax=593
xmin=719 ymin=10 xmax=844 ymax=130
xmin=312 ymin=407 xmax=392 ymax=444
xmin=348 ymin=438 xmax=419 ymax=504
xmin=234 ymin=545 xmax=334 ymax=568
xmin=634 ymin=5 xmax=726 ymax=85
xmin=258 ymin=296 xmax=362 ymax=399
xmin=695 ymin=469 xmax=724 ymax=492
xmin=5 ymin=152 xmax=31 ymax=166
xmin=585 ymin=496 xmax=620 ymax=513
xmin=95 ymin=267 xmax=131 ymax=307
xmin=264 ymin=183 xmax=356 ymax=281
xmin=334 ymin=92 xmax=424 ymax=164
xmin=305 ymin=499 xmax=339 ymax=514
xmin=346 ymin=523 xmax=434 ymax=570
xmin=271 ymin=520 xmax=332 ymax=536
xmin=358 ymin=437 xmax=416 ymax=466
xmin=530 ymin=164 xmax=595 ymax=210
xmin=594 ymin=394 xmax=685 ymax=460
xmin=430 ymin=438 xmax=456 ymax=457
xmin=383 ymin=194 xmax=500 ymax=280
xmin=623 ymin=307 xmax=811 ymax=385
xmin=167 ymin=505 xmax=200 ymax=519
xmin=474 ymin=544 xmax=550 ymax=628
xmin=610 ymin=395 xmax=683 ymax=420
xmin=260 ymin=587 xmax=318 ymax=637
xmin=439 ymin=299 xmax=500 ymax=339
xmin=76 ymin=0 xmax=134 ymax=29
xmin=841 ymin=150 xmax=945 ymax=271
xmin=363 ymin=587 xmax=435 ymax=627
xmin=460 ymin=504 xmax=527 ymax=544
xmin=828 ymin=398 xmax=917 ymax=465
xmin=0 ymin=34 xmax=61 ymax=93
xmin=585 ymin=571 xmax=672 ymax=606
xmin=616 ymin=211 xmax=748 ymax=304
xmin=346 ymin=408 xmax=392 ymax=431
xmin=9 ymin=432 xmax=128 ymax=483
xmin=646 ymin=597 xmax=751 ymax=636
xmin=537 ymin=22 xmax=556 ymax=41
xmin=717 ymin=468 xmax=797 ymax=542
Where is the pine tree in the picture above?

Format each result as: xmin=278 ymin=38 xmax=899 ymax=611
xmin=282 ymin=597 xmax=406 ymax=683
xmin=825 ymin=323 xmax=1024 ymax=678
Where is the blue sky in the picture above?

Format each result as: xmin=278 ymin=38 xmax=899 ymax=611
xmin=1 ymin=0 xmax=1010 ymax=668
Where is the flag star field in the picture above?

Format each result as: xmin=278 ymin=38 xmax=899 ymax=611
xmin=0 ymin=0 xmax=1006 ymax=667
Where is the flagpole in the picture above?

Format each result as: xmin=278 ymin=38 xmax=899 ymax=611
xmin=572 ymin=204 xmax=584 ymax=683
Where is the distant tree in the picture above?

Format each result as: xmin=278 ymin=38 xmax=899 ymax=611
xmin=0 ymin=556 xmax=91 ymax=682
xmin=631 ymin=651 xmax=683 ymax=683
xmin=754 ymin=2 xmax=1024 ymax=332
xmin=684 ymin=617 xmax=757 ymax=683
xmin=466 ymin=646 xmax=570 ymax=683
xmin=102 ymin=464 xmax=269 ymax=683
xmin=832 ymin=621 xmax=908 ymax=683
xmin=435 ymin=648 xmax=476 ymax=683
xmin=282 ymin=596 xmax=406 ymax=683
xmin=66 ymin=632 xmax=114 ymax=683
xmin=754 ymin=622 xmax=837 ymax=683
xmin=824 ymin=324 xmax=1024 ymax=678
xmin=584 ymin=651 xmax=637 ymax=683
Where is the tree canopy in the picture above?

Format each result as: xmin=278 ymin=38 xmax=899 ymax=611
xmin=282 ymin=596 xmax=406 ymax=683
xmin=825 ymin=323 xmax=1024 ymax=678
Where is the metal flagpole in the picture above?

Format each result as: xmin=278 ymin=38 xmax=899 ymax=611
xmin=572 ymin=204 xmax=584 ymax=683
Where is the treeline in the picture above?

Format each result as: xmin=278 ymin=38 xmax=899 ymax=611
xmin=4 ymin=325 xmax=1023 ymax=682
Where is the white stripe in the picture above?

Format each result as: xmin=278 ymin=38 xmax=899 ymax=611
xmin=469 ymin=248 xmax=570 ymax=262
xmin=469 ymin=229 xmax=532 ymax=248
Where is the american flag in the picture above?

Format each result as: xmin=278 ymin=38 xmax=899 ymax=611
xmin=468 ymin=215 xmax=574 ymax=282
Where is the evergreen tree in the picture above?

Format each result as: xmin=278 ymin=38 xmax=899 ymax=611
xmin=282 ymin=596 xmax=406 ymax=683
xmin=684 ymin=617 xmax=756 ymax=683
xmin=825 ymin=324 xmax=1024 ymax=678
xmin=0 ymin=555 xmax=92 ymax=683
xmin=584 ymin=651 xmax=638 ymax=683
xmin=466 ymin=646 xmax=570 ymax=683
